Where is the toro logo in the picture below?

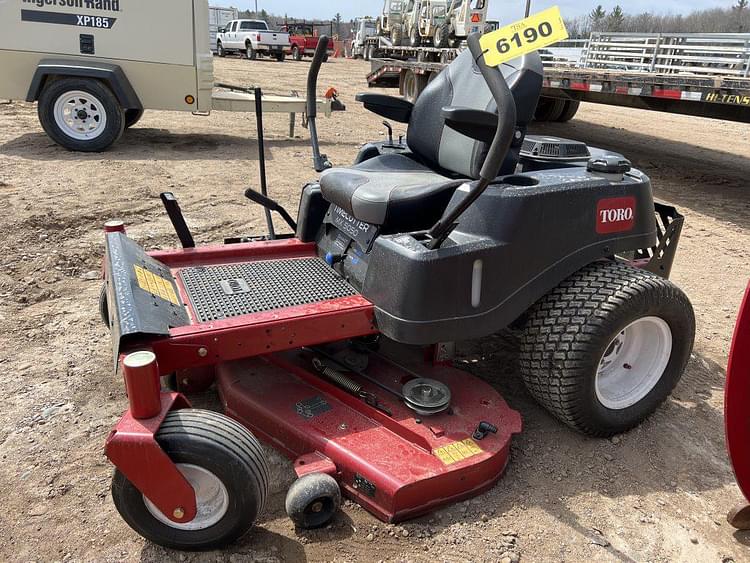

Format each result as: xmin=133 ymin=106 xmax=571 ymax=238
xmin=596 ymin=197 xmax=636 ymax=234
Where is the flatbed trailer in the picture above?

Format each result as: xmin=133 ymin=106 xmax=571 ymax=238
xmin=366 ymin=32 xmax=750 ymax=123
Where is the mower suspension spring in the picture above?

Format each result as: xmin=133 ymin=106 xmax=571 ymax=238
xmin=312 ymin=358 xmax=363 ymax=395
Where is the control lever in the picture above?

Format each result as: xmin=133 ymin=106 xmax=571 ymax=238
xmin=383 ymin=120 xmax=394 ymax=145
xmin=307 ymin=35 xmax=333 ymax=172
xmin=160 ymin=192 xmax=195 ymax=249
xmin=244 ymin=188 xmax=297 ymax=232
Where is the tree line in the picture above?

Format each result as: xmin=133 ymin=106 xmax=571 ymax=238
xmin=565 ymin=2 xmax=750 ymax=38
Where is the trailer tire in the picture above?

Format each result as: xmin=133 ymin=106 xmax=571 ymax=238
xmin=99 ymin=283 xmax=110 ymax=328
xmin=38 ymin=77 xmax=124 ymax=152
xmin=402 ymin=69 xmax=426 ymax=103
xmin=124 ymin=108 xmax=144 ymax=129
xmin=217 ymin=41 xmax=226 ymax=57
xmin=534 ymin=96 xmax=567 ymax=122
xmin=391 ymin=24 xmax=403 ymax=46
xmin=292 ymin=45 xmax=303 ymax=61
xmin=111 ymin=409 xmax=269 ymax=550
xmin=556 ymin=100 xmax=581 ymax=122
xmin=519 ymin=261 xmax=695 ymax=438
xmin=286 ymin=473 xmax=341 ymax=529
xmin=434 ymin=22 xmax=450 ymax=48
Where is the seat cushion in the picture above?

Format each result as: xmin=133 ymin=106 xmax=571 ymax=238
xmin=320 ymin=153 xmax=465 ymax=230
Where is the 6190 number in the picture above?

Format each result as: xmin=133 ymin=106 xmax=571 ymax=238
xmin=495 ymin=21 xmax=554 ymax=54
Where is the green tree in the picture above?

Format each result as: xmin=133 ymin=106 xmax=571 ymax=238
xmin=606 ymin=5 xmax=625 ymax=31
xmin=589 ymin=5 xmax=607 ymax=32
xmin=334 ymin=12 xmax=342 ymax=37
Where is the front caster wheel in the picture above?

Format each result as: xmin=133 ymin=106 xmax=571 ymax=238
xmin=111 ymin=409 xmax=269 ymax=550
xmin=519 ymin=261 xmax=695 ymax=437
xmin=285 ymin=473 xmax=341 ymax=529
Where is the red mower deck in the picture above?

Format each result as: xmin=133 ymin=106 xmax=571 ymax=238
xmin=217 ymin=344 xmax=522 ymax=523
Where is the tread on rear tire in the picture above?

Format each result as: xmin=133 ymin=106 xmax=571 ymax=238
xmin=519 ymin=261 xmax=695 ymax=437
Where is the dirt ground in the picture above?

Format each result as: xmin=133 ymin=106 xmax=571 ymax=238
xmin=1 ymin=55 xmax=749 ymax=563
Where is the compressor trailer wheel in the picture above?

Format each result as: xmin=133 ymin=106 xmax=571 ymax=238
xmin=111 ymin=409 xmax=269 ymax=550
xmin=519 ymin=261 xmax=695 ymax=437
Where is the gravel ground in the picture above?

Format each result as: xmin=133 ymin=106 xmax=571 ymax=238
xmin=0 ymin=55 xmax=749 ymax=563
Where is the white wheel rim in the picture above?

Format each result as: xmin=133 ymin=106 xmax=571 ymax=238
xmin=144 ymin=464 xmax=229 ymax=530
xmin=595 ymin=316 xmax=673 ymax=410
xmin=53 ymin=90 xmax=107 ymax=140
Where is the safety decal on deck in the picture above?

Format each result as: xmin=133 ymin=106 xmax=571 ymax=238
xmin=434 ymin=439 xmax=484 ymax=465
xmin=133 ymin=265 xmax=179 ymax=305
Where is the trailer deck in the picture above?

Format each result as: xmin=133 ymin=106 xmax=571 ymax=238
xmin=366 ymin=32 xmax=750 ymax=123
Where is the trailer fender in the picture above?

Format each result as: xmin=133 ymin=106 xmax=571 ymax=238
xmin=26 ymin=59 xmax=142 ymax=110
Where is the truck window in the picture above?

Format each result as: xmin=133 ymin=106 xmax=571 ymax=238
xmin=240 ymin=21 xmax=268 ymax=31
xmin=229 ymin=21 xmax=237 ymax=32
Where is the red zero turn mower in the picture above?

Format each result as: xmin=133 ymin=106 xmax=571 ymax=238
xmin=101 ymin=36 xmax=696 ymax=550
xmin=727 ymin=282 xmax=750 ymax=530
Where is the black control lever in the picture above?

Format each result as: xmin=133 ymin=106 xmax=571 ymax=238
xmin=427 ymin=34 xmax=517 ymax=250
xmin=307 ymin=35 xmax=333 ymax=172
xmin=244 ymin=188 xmax=297 ymax=232
xmin=160 ymin=192 xmax=195 ymax=249
xmin=383 ymin=120 xmax=394 ymax=145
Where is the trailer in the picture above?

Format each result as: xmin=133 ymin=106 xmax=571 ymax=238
xmin=209 ymin=6 xmax=238 ymax=54
xmin=366 ymin=32 xmax=750 ymax=123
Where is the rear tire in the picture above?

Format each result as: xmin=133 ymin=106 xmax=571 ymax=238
xmin=534 ymin=96 xmax=567 ymax=122
xmin=246 ymin=44 xmax=256 ymax=60
xmin=276 ymin=51 xmax=286 ymax=62
xmin=111 ymin=409 xmax=269 ymax=550
xmin=556 ymin=100 xmax=581 ymax=122
xmin=434 ymin=22 xmax=450 ymax=48
xmin=292 ymin=45 xmax=303 ymax=61
xmin=519 ymin=262 xmax=695 ymax=437
xmin=38 ymin=77 xmax=124 ymax=152
xmin=391 ymin=24 xmax=403 ymax=46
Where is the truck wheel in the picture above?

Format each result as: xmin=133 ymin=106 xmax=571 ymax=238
xmin=38 ymin=78 xmax=125 ymax=152
xmin=534 ymin=96 xmax=567 ymax=122
xmin=293 ymin=45 xmax=303 ymax=61
xmin=217 ymin=41 xmax=226 ymax=57
xmin=246 ymin=44 xmax=257 ymax=60
xmin=434 ymin=23 xmax=450 ymax=48
xmin=285 ymin=473 xmax=341 ymax=529
xmin=391 ymin=24 xmax=403 ymax=46
xmin=556 ymin=100 xmax=581 ymax=122
xmin=519 ymin=261 xmax=695 ymax=437
xmin=275 ymin=51 xmax=286 ymax=62
xmin=124 ymin=109 xmax=144 ymax=129
xmin=111 ymin=409 xmax=269 ymax=550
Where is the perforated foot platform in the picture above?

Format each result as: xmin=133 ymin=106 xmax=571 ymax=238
xmin=180 ymin=257 xmax=357 ymax=323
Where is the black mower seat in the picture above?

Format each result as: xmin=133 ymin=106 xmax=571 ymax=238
xmin=319 ymin=153 xmax=465 ymax=230
xmin=320 ymin=49 xmax=543 ymax=230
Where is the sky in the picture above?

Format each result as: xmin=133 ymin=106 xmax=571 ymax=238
xmin=232 ymin=0 xmax=732 ymax=22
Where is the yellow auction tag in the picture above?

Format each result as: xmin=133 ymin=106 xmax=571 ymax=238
xmin=479 ymin=6 xmax=569 ymax=67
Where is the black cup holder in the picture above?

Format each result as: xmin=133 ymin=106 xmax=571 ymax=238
xmin=502 ymin=175 xmax=540 ymax=187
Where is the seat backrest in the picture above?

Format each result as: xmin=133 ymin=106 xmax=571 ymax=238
xmin=407 ymin=49 xmax=543 ymax=179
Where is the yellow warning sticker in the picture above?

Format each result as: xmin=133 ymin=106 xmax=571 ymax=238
xmin=434 ymin=438 xmax=484 ymax=465
xmin=133 ymin=265 xmax=179 ymax=305
xmin=479 ymin=6 xmax=569 ymax=68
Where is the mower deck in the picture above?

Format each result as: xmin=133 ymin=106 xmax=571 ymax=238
xmin=217 ymin=342 xmax=522 ymax=522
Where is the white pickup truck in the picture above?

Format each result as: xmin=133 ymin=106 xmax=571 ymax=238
xmin=217 ymin=20 xmax=290 ymax=61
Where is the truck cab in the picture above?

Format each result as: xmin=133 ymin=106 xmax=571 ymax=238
xmin=284 ymin=23 xmax=335 ymax=62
